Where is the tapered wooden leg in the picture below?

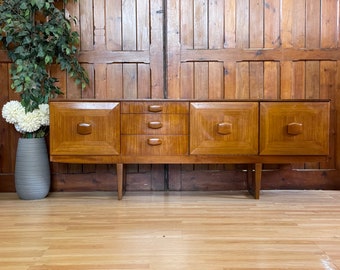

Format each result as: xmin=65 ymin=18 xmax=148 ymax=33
xmin=254 ymin=163 xmax=262 ymax=199
xmin=117 ymin=163 xmax=124 ymax=200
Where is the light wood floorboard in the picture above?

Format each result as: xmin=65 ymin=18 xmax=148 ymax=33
xmin=0 ymin=190 xmax=340 ymax=270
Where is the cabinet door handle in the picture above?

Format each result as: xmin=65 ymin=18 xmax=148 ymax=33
xmin=217 ymin=122 xmax=232 ymax=135
xmin=147 ymin=138 xmax=162 ymax=146
xmin=148 ymin=121 xmax=163 ymax=129
xmin=287 ymin=122 xmax=303 ymax=135
xmin=148 ymin=105 xmax=163 ymax=112
xmin=77 ymin=123 xmax=92 ymax=135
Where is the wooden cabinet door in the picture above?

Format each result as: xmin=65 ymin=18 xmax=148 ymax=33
xmin=50 ymin=102 xmax=120 ymax=156
xmin=260 ymin=102 xmax=330 ymax=155
xmin=190 ymin=102 xmax=258 ymax=155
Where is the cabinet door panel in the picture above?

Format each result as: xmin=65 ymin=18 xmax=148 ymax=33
xmin=190 ymin=102 xmax=258 ymax=155
xmin=50 ymin=102 xmax=120 ymax=155
xmin=260 ymin=102 xmax=330 ymax=155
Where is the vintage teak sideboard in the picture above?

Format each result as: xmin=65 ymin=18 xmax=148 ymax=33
xmin=49 ymin=100 xmax=330 ymax=199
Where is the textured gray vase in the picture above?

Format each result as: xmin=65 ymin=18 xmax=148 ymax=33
xmin=15 ymin=138 xmax=50 ymax=200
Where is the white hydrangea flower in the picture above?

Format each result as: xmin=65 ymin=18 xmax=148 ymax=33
xmin=2 ymin=101 xmax=50 ymax=135
xmin=14 ymin=123 xmax=24 ymax=133
xmin=2 ymin=100 xmax=25 ymax=124
xmin=16 ymin=110 xmax=42 ymax=133
xmin=38 ymin=103 xmax=50 ymax=126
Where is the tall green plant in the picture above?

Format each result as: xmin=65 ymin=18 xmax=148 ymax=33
xmin=0 ymin=0 xmax=88 ymax=113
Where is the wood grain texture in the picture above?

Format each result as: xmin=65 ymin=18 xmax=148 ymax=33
xmin=0 ymin=191 xmax=340 ymax=269
xmin=2 ymin=0 xmax=340 ymax=193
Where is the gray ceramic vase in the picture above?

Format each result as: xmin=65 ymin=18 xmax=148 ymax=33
xmin=15 ymin=138 xmax=50 ymax=200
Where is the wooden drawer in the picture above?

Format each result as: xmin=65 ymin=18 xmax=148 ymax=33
xmin=121 ymin=135 xmax=188 ymax=155
xmin=50 ymin=102 xmax=120 ymax=156
xmin=190 ymin=102 xmax=258 ymax=155
xmin=260 ymin=102 xmax=330 ymax=155
xmin=121 ymin=114 xmax=188 ymax=135
xmin=121 ymin=101 xmax=189 ymax=114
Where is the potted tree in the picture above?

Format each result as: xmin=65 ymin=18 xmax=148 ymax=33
xmin=0 ymin=0 xmax=89 ymax=199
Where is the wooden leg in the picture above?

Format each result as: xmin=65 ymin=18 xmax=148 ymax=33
xmin=117 ymin=163 xmax=124 ymax=200
xmin=254 ymin=163 xmax=262 ymax=199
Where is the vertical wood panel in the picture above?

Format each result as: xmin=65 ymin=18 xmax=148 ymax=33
xmin=167 ymin=0 xmax=181 ymax=98
xmin=181 ymin=62 xmax=194 ymax=99
xmin=236 ymin=0 xmax=249 ymax=48
xmin=280 ymin=61 xmax=293 ymax=99
xmin=81 ymin=64 xmax=95 ymax=98
xmin=209 ymin=0 xmax=224 ymax=49
xmin=194 ymin=0 xmax=208 ymax=49
xmin=306 ymin=61 xmax=320 ymax=99
xmin=106 ymin=0 xmax=122 ymax=50
xmin=94 ymin=64 xmax=107 ymax=98
xmin=151 ymin=164 xmax=165 ymax=190
xmin=292 ymin=61 xmax=306 ymax=99
xmin=137 ymin=64 xmax=151 ymax=99
xmin=66 ymin=73 xmax=82 ymax=99
xmin=107 ymin=64 xmax=123 ymax=98
xmin=281 ymin=0 xmax=293 ymax=48
xmin=264 ymin=0 xmax=280 ymax=48
xmin=137 ymin=0 xmax=150 ymax=50
xmin=292 ymin=0 xmax=306 ymax=47
xmin=181 ymin=0 xmax=194 ymax=49
xmin=208 ymin=62 xmax=224 ymax=99
xmin=150 ymin=0 xmax=164 ymax=98
xmin=249 ymin=0 xmax=264 ymax=48
xmin=224 ymin=62 xmax=237 ymax=99
xmin=225 ymin=0 xmax=236 ymax=48
xmin=194 ymin=62 xmax=209 ymax=99
xmin=93 ymin=0 xmax=105 ymax=49
xmin=249 ymin=62 xmax=264 ymax=99
xmin=306 ymin=0 xmax=321 ymax=48
xmin=236 ymin=62 xmax=250 ymax=98
xmin=122 ymin=0 xmax=137 ymax=50
xmin=264 ymin=62 xmax=279 ymax=99
xmin=321 ymin=0 xmax=338 ymax=48
xmin=123 ymin=64 xmax=138 ymax=99
xmin=80 ymin=0 xmax=94 ymax=50
xmin=320 ymin=61 xmax=336 ymax=100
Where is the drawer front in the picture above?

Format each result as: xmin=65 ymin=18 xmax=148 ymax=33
xmin=190 ymin=102 xmax=258 ymax=155
xmin=121 ymin=135 xmax=188 ymax=155
xmin=121 ymin=114 xmax=188 ymax=135
xmin=50 ymin=102 xmax=120 ymax=155
xmin=260 ymin=102 xmax=330 ymax=155
xmin=121 ymin=101 xmax=189 ymax=114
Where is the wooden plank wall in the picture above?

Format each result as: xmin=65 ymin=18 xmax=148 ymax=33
xmin=167 ymin=0 xmax=340 ymax=190
xmin=1 ymin=0 xmax=340 ymax=192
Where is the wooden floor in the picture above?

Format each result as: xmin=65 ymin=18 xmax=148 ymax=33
xmin=0 ymin=190 xmax=340 ymax=270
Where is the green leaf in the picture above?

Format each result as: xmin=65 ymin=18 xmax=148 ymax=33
xmin=35 ymin=0 xmax=45 ymax=10
xmin=44 ymin=55 xmax=52 ymax=64
xmin=20 ymin=2 xmax=27 ymax=9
